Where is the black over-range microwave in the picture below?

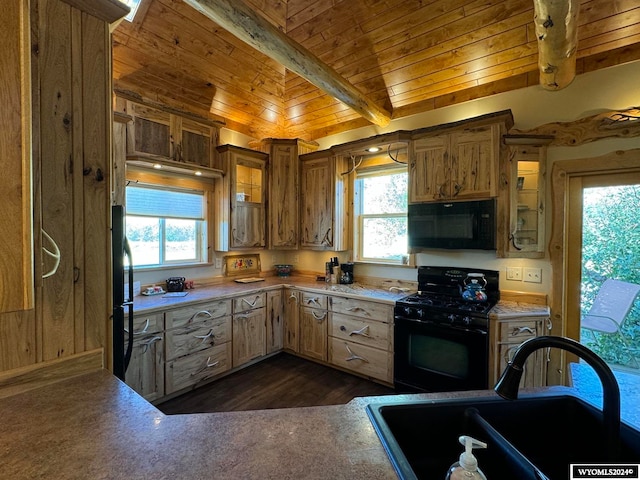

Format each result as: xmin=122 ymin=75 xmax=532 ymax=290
xmin=408 ymin=199 xmax=496 ymax=250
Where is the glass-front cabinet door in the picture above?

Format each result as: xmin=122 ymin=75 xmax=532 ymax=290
xmin=500 ymin=135 xmax=552 ymax=258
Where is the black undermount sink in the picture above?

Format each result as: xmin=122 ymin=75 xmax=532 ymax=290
xmin=367 ymin=392 xmax=640 ymax=480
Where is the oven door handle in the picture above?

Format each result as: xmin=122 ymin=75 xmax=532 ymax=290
xmin=395 ymin=316 xmax=488 ymax=335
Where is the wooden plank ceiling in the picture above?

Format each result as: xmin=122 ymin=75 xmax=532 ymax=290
xmin=112 ymin=0 xmax=640 ymax=141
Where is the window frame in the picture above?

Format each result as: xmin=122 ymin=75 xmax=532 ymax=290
xmin=124 ymin=169 xmax=213 ymax=269
xmin=353 ymin=162 xmax=408 ymax=265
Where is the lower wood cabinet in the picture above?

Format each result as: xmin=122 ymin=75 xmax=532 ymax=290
xmin=232 ymin=292 xmax=266 ymax=367
xmin=283 ymin=289 xmax=300 ymax=352
xmin=327 ymin=297 xmax=393 ymax=384
xmin=266 ymin=290 xmax=284 ymax=354
xmin=299 ymin=293 xmax=328 ymax=361
xmin=166 ymin=343 xmax=232 ymax=394
xmin=124 ymin=313 xmax=165 ymax=403
xmin=490 ymin=314 xmax=551 ymax=388
xmin=164 ymin=300 xmax=232 ymax=395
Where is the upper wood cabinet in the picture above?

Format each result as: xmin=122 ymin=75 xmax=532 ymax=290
xmin=120 ymin=97 xmax=220 ymax=170
xmin=409 ymin=111 xmax=513 ymax=203
xmin=253 ymin=138 xmax=318 ymax=250
xmin=497 ymin=136 xmax=552 ymax=258
xmin=298 ymin=151 xmax=349 ymax=251
xmin=214 ymin=145 xmax=268 ymax=251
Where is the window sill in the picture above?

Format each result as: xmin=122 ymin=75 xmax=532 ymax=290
xmin=129 ymin=262 xmax=212 ymax=272
xmin=353 ymin=260 xmax=416 ymax=269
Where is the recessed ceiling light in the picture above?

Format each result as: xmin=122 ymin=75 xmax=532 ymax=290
xmin=367 ymin=147 xmax=380 ymax=153
xmin=195 ymin=171 xmax=202 ymax=176
xmin=153 ymin=163 xmax=162 ymax=169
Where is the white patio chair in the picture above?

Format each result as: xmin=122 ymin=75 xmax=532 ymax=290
xmin=581 ymin=278 xmax=640 ymax=367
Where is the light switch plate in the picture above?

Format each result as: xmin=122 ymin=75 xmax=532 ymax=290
xmin=215 ymin=258 xmax=222 ymax=269
xmin=524 ymin=267 xmax=542 ymax=283
xmin=506 ymin=267 xmax=522 ymax=281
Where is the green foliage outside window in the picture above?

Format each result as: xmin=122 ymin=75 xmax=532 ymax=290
xmin=581 ymin=184 xmax=640 ymax=368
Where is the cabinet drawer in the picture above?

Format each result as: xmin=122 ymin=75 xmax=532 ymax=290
xmin=130 ymin=313 xmax=163 ymax=336
xmin=499 ymin=319 xmax=540 ymax=342
xmin=166 ymin=316 xmax=231 ymax=361
xmin=329 ymin=313 xmax=390 ymax=350
xmin=329 ymin=296 xmax=392 ymax=321
xmin=233 ymin=292 xmax=266 ymax=313
xmin=165 ymin=342 xmax=232 ymax=394
xmin=301 ymin=292 xmax=327 ymax=309
xmin=328 ymin=337 xmax=392 ymax=383
xmin=166 ymin=300 xmax=231 ymax=330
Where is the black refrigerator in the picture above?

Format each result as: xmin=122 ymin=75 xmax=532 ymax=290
xmin=112 ymin=205 xmax=134 ymax=381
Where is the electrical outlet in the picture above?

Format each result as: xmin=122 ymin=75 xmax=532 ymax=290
xmin=215 ymin=258 xmax=222 ymax=269
xmin=293 ymin=255 xmax=299 ymax=264
xmin=271 ymin=255 xmax=277 ymax=264
xmin=506 ymin=267 xmax=522 ymax=281
xmin=523 ymin=267 xmax=542 ymax=283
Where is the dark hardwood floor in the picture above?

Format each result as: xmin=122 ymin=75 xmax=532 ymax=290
xmin=157 ymin=352 xmax=396 ymax=414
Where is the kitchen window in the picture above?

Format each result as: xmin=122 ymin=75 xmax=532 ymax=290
xmin=354 ymin=165 xmax=408 ymax=264
xmin=125 ymin=184 xmax=207 ymax=267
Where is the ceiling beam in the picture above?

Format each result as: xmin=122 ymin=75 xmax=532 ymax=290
xmin=533 ymin=0 xmax=579 ymax=90
xmin=183 ymin=0 xmax=392 ymax=127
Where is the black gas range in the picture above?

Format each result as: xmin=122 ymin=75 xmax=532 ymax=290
xmin=394 ymin=266 xmax=499 ymax=393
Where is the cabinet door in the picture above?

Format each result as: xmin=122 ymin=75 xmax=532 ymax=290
xmin=299 ymin=306 xmax=328 ymax=361
xmin=450 ymin=125 xmax=498 ymax=200
xmin=300 ymin=157 xmax=333 ymax=248
xmin=267 ymin=290 xmax=284 ymax=354
xmin=283 ymin=289 xmax=300 ymax=352
xmin=125 ymin=334 xmax=164 ymax=402
xmin=232 ymin=309 xmax=266 ymax=367
xmin=180 ymin=117 xmax=215 ymax=167
xmin=127 ymin=102 xmax=172 ymax=158
xmin=268 ymin=144 xmax=299 ymax=249
xmin=410 ymin=136 xmax=449 ymax=202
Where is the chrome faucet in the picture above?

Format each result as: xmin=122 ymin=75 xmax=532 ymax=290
xmin=494 ymin=335 xmax=621 ymax=461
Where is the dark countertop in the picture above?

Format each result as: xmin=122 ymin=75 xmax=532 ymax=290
xmin=2 ymin=369 xmax=638 ymax=479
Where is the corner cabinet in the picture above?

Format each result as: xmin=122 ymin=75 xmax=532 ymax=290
xmin=498 ymin=136 xmax=552 ymax=258
xmin=409 ymin=111 xmax=513 ymax=203
xmin=253 ymin=138 xmax=318 ymax=249
xmin=214 ymin=145 xmax=268 ymax=250
xmin=298 ymin=151 xmax=349 ymax=251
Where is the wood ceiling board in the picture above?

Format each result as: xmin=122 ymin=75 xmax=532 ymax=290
xmin=111 ymin=0 xmax=640 ymax=140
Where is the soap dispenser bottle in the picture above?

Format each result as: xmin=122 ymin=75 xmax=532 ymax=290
xmin=444 ymin=435 xmax=488 ymax=480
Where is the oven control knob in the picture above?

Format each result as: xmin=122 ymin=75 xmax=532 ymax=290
xmin=447 ymin=314 xmax=457 ymax=323
xmin=462 ymin=316 xmax=472 ymax=325
xmin=417 ymin=309 xmax=425 ymax=319
xmin=403 ymin=307 xmax=412 ymax=317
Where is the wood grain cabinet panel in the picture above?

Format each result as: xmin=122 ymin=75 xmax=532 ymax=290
xmin=125 ymin=332 xmax=164 ymax=402
xmin=166 ymin=342 xmax=232 ymax=395
xmin=232 ymin=292 xmax=266 ymax=367
xmin=410 ymin=112 xmax=512 ymax=203
xmin=266 ymin=290 xmax=284 ymax=354
xmin=298 ymin=151 xmax=349 ymax=251
xmin=490 ymin=315 xmax=550 ymax=388
xmin=165 ymin=316 xmax=231 ymax=361
xmin=214 ymin=145 xmax=268 ymax=250
xmin=327 ymin=295 xmax=393 ymax=384
xmin=299 ymin=306 xmax=328 ymax=362
xmin=283 ymin=289 xmax=300 ymax=353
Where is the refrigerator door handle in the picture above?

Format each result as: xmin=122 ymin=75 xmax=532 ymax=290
xmin=123 ymin=236 xmax=134 ymax=371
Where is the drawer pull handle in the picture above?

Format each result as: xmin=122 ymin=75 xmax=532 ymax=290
xmin=306 ymin=297 xmax=322 ymax=307
xmin=348 ymin=325 xmax=371 ymax=338
xmin=191 ymin=356 xmax=220 ymax=376
xmin=125 ymin=318 xmax=150 ymax=335
xmin=511 ymin=326 xmax=535 ymax=336
xmin=344 ymin=343 xmax=368 ymax=363
xmin=194 ymin=329 xmax=214 ymax=343
xmin=346 ymin=306 xmax=364 ymax=312
xmin=242 ymin=296 xmax=260 ymax=308
xmin=389 ymin=286 xmax=410 ymax=292
xmin=288 ymin=293 xmax=298 ymax=304
xmin=312 ymin=310 xmax=327 ymax=321
xmin=190 ymin=310 xmax=214 ymax=322
xmin=140 ymin=336 xmax=162 ymax=354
